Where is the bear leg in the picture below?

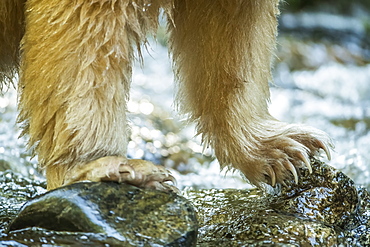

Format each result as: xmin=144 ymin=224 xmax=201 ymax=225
xmin=169 ymin=0 xmax=332 ymax=187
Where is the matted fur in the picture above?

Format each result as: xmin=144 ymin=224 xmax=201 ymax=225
xmin=169 ymin=0 xmax=280 ymax=184
xmin=18 ymin=0 xmax=171 ymax=189
xmin=1 ymin=0 xmax=331 ymax=190
xmin=0 ymin=0 xmax=25 ymax=87
xmin=169 ymin=0 xmax=331 ymax=185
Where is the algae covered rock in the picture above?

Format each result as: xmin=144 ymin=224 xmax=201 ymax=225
xmin=186 ymin=159 xmax=370 ymax=246
xmin=2 ymin=159 xmax=370 ymax=246
xmin=6 ymin=182 xmax=198 ymax=246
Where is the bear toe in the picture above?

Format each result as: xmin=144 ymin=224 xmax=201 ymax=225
xmin=63 ymin=156 xmax=178 ymax=193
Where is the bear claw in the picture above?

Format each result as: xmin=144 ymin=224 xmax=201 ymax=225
xmin=284 ymin=160 xmax=298 ymax=184
xmin=63 ymin=156 xmax=178 ymax=193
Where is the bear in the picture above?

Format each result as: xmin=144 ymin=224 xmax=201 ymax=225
xmin=0 ymin=0 xmax=331 ymax=191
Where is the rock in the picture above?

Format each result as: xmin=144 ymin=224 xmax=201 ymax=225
xmin=2 ymin=159 xmax=370 ymax=246
xmin=6 ymin=182 xmax=198 ymax=246
xmin=0 ymin=170 xmax=47 ymax=241
xmin=185 ymin=159 xmax=370 ymax=246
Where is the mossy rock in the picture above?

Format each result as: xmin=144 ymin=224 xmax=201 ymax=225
xmin=7 ymin=182 xmax=198 ymax=246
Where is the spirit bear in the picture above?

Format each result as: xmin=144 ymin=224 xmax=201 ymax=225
xmin=0 ymin=0 xmax=331 ymax=191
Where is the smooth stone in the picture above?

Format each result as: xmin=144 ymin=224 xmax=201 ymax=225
xmin=7 ymin=181 xmax=198 ymax=246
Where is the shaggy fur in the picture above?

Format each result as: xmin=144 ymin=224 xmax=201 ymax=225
xmin=0 ymin=0 xmax=331 ymax=190
xmin=0 ymin=0 xmax=25 ymax=87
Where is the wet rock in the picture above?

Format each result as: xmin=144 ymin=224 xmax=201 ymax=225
xmin=6 ymin=182 xmax=198 ymax=246
xmin=0 ymin=171 xmax=46 ymax=238
xmin=185 ymin=159 xmax=370 ymax=246
xmin=1 ymin=160 xmax=370 ymax=246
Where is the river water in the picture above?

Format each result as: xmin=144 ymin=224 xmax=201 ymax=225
xmin=0 ymin=9 xmax=369 ymax=191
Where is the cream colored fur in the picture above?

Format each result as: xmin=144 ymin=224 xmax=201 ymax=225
xmin=169 ymin=0 xmax=331 ymax=186
xmin=0 ymin=0 xmax=331 ymax=190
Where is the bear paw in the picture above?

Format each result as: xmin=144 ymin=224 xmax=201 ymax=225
xmin=63 ymin=157 xmax=178 ymax=193
xmin=259 ymin=125 xmax=332 ymax=187
xmin=217 ymin=122 xmax=333 ymax=187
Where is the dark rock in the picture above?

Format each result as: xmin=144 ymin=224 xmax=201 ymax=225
xmin=275 ymin=159 xmax=359 ymax=228
xmin=185 ymin=159 xmax=370 ymax=246
xmin=7 ymin=182 xmax=198 ymax=246
xmin=0 ymin=170 xmax=46 ymax=237
xmin=2 ymin=160 xmax=370 ymax=246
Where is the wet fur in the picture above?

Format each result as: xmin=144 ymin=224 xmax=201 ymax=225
xmin=0 ymin=0 xmax=331 ymax=190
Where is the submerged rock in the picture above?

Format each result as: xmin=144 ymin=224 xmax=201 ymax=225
xmin=185 ymin=159 xmax=370 ymax=246
xmin=6 ymin=182 xmax=198 ymax=246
